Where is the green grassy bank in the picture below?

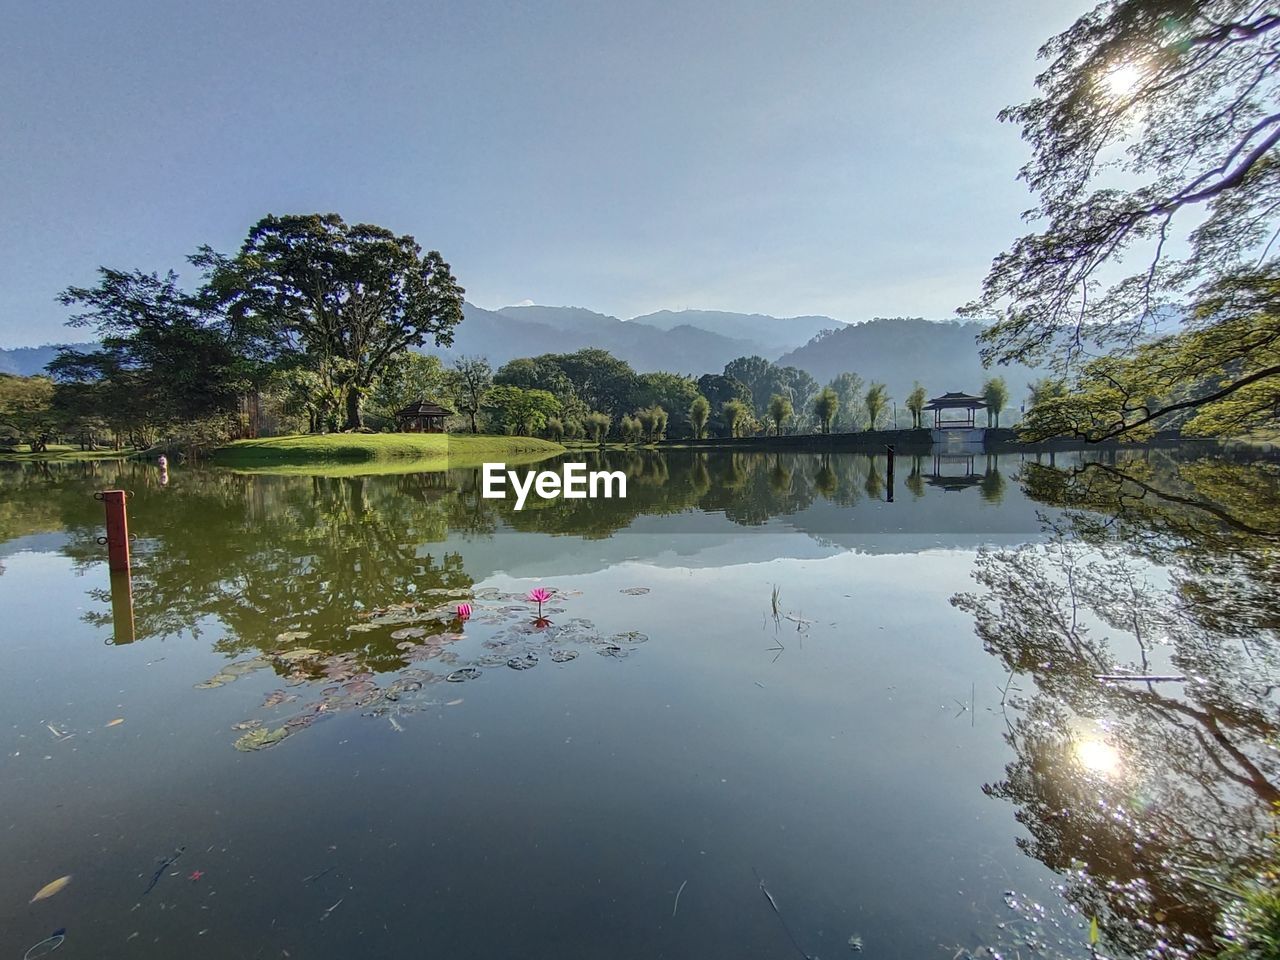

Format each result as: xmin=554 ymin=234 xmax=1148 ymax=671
xmin=211 ymin=433 xmax=565 ymax=476
xmin=0 ymin=443 xmax=135 ymax=463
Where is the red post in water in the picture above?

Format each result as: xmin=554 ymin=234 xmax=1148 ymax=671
xmin=101 ymin=489 xmax=131 ymax=572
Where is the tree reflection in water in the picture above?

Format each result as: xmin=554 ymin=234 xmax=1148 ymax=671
xmin=955 ymin=453 xmax=1280 ymax=958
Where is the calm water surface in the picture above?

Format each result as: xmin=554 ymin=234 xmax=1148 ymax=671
xmin=1 ymin=449 xmax=1275 ymax=959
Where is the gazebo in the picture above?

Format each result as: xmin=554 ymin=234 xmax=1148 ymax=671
xmin=923 ymin=391 xmax=987 ymax=430
xmin=394 ymin=400 xmax=454 ymax=433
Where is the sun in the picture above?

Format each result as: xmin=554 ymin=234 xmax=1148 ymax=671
xmin=1100 ymin=62 xmax=1144 ymax=99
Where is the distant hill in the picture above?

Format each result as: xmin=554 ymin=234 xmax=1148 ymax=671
xmin=632 ymin=309 xmax=844 ymax=357
xmin=776 ymin=318 xmax=1048 ymax=410
xmin=433 ymin=303 xmax=767 ymax=375
xmin=0 ymin=343 xmax=92 ymax=377
xmin=1 ymin=314 xmax=1047 ymax=411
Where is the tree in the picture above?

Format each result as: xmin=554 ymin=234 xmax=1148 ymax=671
xmin=689 ymin=395 xmax=711 ymax=439
xmin=962 ymin=1 xmax=1280 ymax=436
xmin=828 ymin=372 xmax=865 ymax=431
xmin=619 ymin=414 xmax=642 ymax=444
xmin=905 ymin=382 xmax=927 ymax=429
xmin=635 ymin=405 xmax=668 ymax=442
xmin=696 ymin=373 xmax=750 ymax=410
xmin=482 ymin=385 xmax=559 ymax=436
xmin=982 ymin=376 xmax=1009 ymax=428
xmin=0 ymin=375 xmax=56 ymax=450
xmin=776 ymin=367 xmax=819 ymax=422
xmin=52 ymin=267 xmax=249 ymax=441
xmin=767 ymin=394 xmax=793 ymax=436
xmin=639 ymin=372 xmax=699 ymax=436
xmin=369 ymin=352 xmax=445 ymax=425
xmin=446 ymin=356 xmax=492 ymax=434
xmin=548 ymin=349 xmax=641 ymax=416
xmin=543 ymin=417 xmax=564 ymax=441
xmin=864 ymin=383 xmax=889 ymax=430
xmin=721 ymin=398 xmax=750 ymax=438
xmin=203 ymin=213 xmax=464 ymax=430
xmin=585 ymin=411 xmax=611 ymax=444
xmin=813 ymin=387 xmax=839 ymax=434
xmin=724 ymin=356 xmax=778 ymax=414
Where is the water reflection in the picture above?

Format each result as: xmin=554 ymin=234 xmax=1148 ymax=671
xmin=3 ymin=447 xmax=1278 ymax=957
xmin=954 ymin=451 xmax=1280 ymax=958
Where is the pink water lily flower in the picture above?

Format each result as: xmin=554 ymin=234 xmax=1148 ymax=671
xmin=527 ymin=587 xmax=552 ymax=617
xmin=456 ymin=602 xmax=472 ymax=622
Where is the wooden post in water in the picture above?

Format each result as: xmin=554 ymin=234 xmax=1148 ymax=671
xmin=885 ymin=444 xmax=895 ymax=502
xmin=109 ymin=570 xmax=136 ymax=644
xmin=98 ymin=489 xmax=131 ymax=572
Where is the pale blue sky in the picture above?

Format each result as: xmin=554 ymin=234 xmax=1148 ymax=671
xmin=1 ymin=0 xmax=1080 ymax=347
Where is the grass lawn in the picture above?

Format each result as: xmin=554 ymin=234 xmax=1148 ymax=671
xmin=0 ymin=443 xmax=136 ymax=463
xmin=212 ymin=433 xmax=565 ymax=476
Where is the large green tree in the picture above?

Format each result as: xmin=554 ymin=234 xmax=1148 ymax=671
xmin=0 ymin=375 xmax=57 ymax=450
xmin=483 ymin=385 xmax=560 ymax=436
xmin=203 ymin=213 xmax=464 ymax=430
xmin=51 ymin=268 xmax=250 ymax=441
xmin=964 ymin=0 xmax=1280 ymax=438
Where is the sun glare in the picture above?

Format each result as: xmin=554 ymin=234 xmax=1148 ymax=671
xmin=1101 ymin=62 xmax=1143 ymax=99
xmin=1074 ymin=738 xmax=1123 ymax=776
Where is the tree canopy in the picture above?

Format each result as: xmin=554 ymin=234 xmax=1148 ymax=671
xmin=964 ymin=0 xmax=1280 ymax=440
xmin=203 ymin=213 xmax=464 ymax=430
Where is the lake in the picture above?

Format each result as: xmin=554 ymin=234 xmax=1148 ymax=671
xmin=1 ymin=448 xmax=1276 ymax=959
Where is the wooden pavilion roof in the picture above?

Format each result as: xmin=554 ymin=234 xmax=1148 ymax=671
xmin=394 ymin=400 xmax=455 ymax=418
xmin=923 ymin=391 xmax=987 ymax=410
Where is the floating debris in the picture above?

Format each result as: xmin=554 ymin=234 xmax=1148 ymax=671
xmin=23 ymin=929 xmax=66 ymax=959
xmin=105 ymin=718 xmax=125 ymax=728
xmin=619 ymin=587 xmax=651 ymax=596
xmin=29 ymin=876 xmax=72 ymax=904
xmin=143 ymin=848 xmax=184 ymax=896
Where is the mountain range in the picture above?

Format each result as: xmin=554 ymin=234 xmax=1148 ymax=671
xmin=0 ymin=306 xmax=1045 ymax=406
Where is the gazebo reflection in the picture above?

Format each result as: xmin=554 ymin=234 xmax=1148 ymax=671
xmin=925 ymin=453 xmax=983 ymax=491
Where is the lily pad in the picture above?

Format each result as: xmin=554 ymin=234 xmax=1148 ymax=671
xmin=276 ymin=647 xmax=323 ymax=663
xmin=549 ymin=649 xmax=579 ymax=663
xmin=275 ymin=630 xmax=312 ymax=643
xmin=507 ymin=654 xmax=539 ymax=671
xmin=390 ymin=627 xmax=428 ymax=640
xmin=234 ymin=726 xmax=289 ymax=751
xmin=446 ymin=668 xmax=482 ymax=682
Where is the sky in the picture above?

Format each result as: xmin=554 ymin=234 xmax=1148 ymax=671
xmin=0 ymin=0 xmax=1083 ymax=348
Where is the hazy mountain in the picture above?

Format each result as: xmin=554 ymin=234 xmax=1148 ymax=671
xmin=777 ymin=317 xmax=1047 ymax=409
xmin=632 ymin=309 xmax=844 ymax=356
xmin=0 ymin=343 xmax=92 ymax=377
xmin=435 ymin=303 xmax=766 ymax=375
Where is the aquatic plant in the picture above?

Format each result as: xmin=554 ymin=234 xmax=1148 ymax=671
xmin=527 ymin=587 xmax=552 ymax=617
